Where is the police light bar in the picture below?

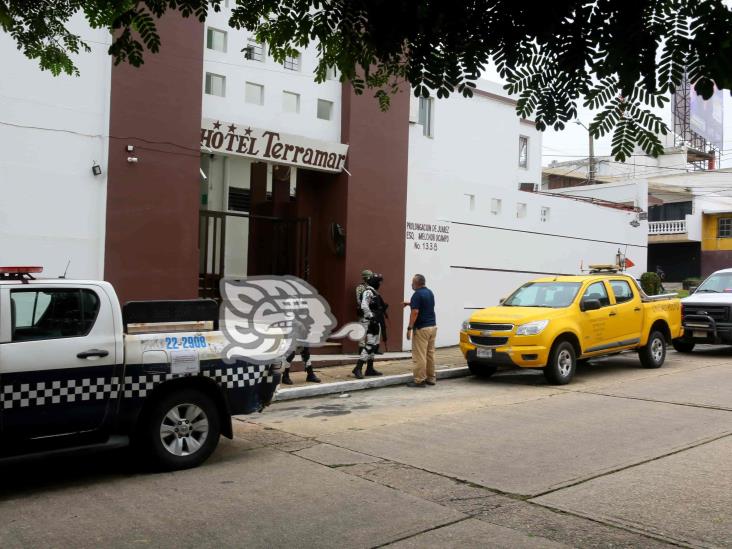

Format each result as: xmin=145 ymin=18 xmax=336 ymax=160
xmin=0 ymin=266 xmax=43 ymax=283
xmin=0 ymin=266 xmax=43 ymax=274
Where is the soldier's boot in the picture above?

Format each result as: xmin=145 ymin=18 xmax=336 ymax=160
xmin=352 ymin=360 xmax=365 ymax=379
xmin=364 ymin=359 xmax=383 ymax=376
xmin=305 ymin=362 xmax=321 ymax=383
xmin=282 ymin=367 xmax=293 ymax=385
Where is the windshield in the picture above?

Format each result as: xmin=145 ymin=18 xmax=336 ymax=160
xmin=503 ymin=282 xmax=582 ymax=308
xmin=695 ymin=273 xmax=732 ymax=293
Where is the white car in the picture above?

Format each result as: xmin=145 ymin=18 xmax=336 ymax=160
xmin=673 ymin=268 xmax=732 ymax=353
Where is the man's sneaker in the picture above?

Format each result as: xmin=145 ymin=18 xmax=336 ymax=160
xmin=425 ymin=380 xmax=436 ymax=386
xmin=406 ymin=381 xmax=426 ymax=388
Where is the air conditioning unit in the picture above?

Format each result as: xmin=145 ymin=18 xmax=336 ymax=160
xmin=519 ymin=183 xmax=538 ymax=192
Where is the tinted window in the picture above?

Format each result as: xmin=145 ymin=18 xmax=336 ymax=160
xmin=610 ymin=280 xmax=634 ymax=304
xmin=582 ymin=282 xmax=610 ymax=307
xmin=11 ymin=289 xmax=100 ymax=342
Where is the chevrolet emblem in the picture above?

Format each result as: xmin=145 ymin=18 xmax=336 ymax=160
xmin=480 ymin=330 xmax=493 ymax=336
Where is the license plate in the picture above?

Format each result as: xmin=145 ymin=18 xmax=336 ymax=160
xmin=476 ymin=347 xmax=493 ymax=359
xmin=693 ymin=331 xmax=707 ymax=338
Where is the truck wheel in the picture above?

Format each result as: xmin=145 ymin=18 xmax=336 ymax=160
xmin=672 ymin=339 xmax=695 ymax=353
xmin=639 ymin=331 xmax=666 ymax=369
xmin=544 ymin=341 xmax=576 ymax=385
xmin=468 ymin=361 xmax=497 ymax=378
xmin=142 ymin=389 xmax=221 ymax=471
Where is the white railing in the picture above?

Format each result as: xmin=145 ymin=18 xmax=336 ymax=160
xmin=649 ymin=220 xmax=687 ymax=235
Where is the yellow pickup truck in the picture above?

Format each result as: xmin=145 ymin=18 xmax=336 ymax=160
xmin=460 ymin=272 xmax=683 ymax=384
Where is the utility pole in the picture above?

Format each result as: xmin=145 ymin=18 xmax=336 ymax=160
xmin=576 ymin=120 xmax=596 ymax=184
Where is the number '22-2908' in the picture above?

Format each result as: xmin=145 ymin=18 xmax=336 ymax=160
xmin=166 ymin=336 xmax=207 ymax=350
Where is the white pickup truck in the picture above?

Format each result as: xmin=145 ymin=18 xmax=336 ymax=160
xmin=673 ymin=267 xmax=732 ymax=353
xmin=0 ymin=267 xmax=281 ymax=470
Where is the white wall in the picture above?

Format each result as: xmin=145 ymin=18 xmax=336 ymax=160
xmin=549 ymin=180 xmax=649 ymax=211
xmin=403 ymin=87 xmax=647 ymax=349
xmin=202 ymin=7 xmax=341 ymax=144
xmin=0 ymin=20 xmax=111 ymax=280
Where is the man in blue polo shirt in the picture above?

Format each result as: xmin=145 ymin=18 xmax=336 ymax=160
xmin=404 ymin=274 xmax=437 ymax=387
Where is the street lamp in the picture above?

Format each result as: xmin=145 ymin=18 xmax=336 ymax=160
xmin=575 ymin=120 xmax=596 ymax=184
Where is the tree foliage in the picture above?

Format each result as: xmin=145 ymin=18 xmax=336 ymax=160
xmin=2 ymin=0 xmax=732 ymax=161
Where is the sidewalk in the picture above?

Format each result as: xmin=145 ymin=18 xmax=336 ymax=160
xmin=274 ymin=346 xmax=469 ymax=401
xmin=282 ymin=346 xmax=465 ymax=386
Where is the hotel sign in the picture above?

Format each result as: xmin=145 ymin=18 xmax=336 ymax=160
xmin=200 ymin=118 xmax=348 ymax=173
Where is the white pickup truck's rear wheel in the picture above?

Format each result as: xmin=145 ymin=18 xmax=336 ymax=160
xmin=143 ymin=389 xmax=221 ymax=471
xmin=544 ymin=341 xmax=576 ymax=385
xmin=639 ymin=330 xmax=666 ymax=369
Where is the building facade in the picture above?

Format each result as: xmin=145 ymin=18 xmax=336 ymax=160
xmin=1 ymin=10 xmax=647 ymax=350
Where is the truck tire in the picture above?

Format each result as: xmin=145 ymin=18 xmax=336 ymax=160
xmin=672 ymin=339 xmax=695 ymax=353
xmin=544 ymin=340 xmax=576 ymax=385
xmin=468 ymin=361 xmax=497 ymax=378
xmin=142 ymin=389 xmax=221 ymax=471
xmin=639 ymin=330 xmax=666 ymax=369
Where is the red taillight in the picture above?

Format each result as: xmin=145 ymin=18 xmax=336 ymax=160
xmin=0 ymin=266 xmax=43 ymax=274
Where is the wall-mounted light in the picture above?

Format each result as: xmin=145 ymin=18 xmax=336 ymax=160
xmin=127 ymin=157 xmax=139 ymax=163
xmin=92 ymin=161 xmax=102 ymax=176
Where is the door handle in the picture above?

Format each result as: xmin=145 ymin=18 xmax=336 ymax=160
xmin=634 ymin=307 xmax=641 ymax=312
xmin=77 ymin=349 xmax=109 ymax=359
xmin=609 ymin=311 xmax=617 ymax=317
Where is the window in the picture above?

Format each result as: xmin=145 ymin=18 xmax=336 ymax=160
xmin=610 ymin=280 xmax=634 ymax=304
xmin=228 ymin=187 xmax=250 ymax=212
xmin=205 ymin=73 xmax=226 ymax=97
xmin=282 ymin=91 xmax=300 ymax=113
xmin=541 ymin=207 xmax=550 ymax=222
xmin=244 ymin=39 xmax=264 ymax=62
xmin=418 ymin=96 xmax=434 ymax=137
xmin=206 ymin=28 xmax=227 ymax=52
xmin=504 ymin=282 xmax=581 ymax=308
xmin=583 ymin=282 xmax=610 ymax=307
xmin=10 ymin=289 xmax=100 ymax=342
xmin=245 ymin=82 xmax=264 ymax=105
xmin=283 ymin=51 xmax=301 ymax=71
xmin=517 ymin=202 xmax=527 ymax=218
xmin=719 ymin=217 xmax=732 ymax=238
xmin=518 ymin=135 xmax=529 ymax=168
xmin=317 ymin=99 xmax=333 ymax=120
xmin=491 ymin=198 xmax=502 ymax=215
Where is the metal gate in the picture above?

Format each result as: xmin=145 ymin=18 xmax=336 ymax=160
xmin=198 ymin=210 xmax=311 ymax=299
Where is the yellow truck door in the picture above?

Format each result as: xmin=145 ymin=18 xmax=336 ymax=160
xmin=605 ymin=278 xmax=644 ymax=347
xmin=577 ymin=281 xmax=613 ymax=354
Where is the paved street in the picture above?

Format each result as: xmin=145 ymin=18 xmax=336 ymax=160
xmin=1 ymin=347 xmax=731 ymax=548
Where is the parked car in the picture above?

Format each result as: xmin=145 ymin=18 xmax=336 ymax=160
xmin=460 ymin=269 xmax=683 ymax=384
xmin=673 ymin=267 xmax=732 ymax=353
xmin=0 ymin=267 xmax=281 ymax=469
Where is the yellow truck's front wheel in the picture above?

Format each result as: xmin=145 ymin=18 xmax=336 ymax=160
xmin=544 ymin=340 xmax=577 ymax=385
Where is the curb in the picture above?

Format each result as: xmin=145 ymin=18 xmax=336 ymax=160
xmin=273 ymin=366 xmax=471 ymax=401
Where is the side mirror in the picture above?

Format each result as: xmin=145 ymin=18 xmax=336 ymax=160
xmin=499 ymin=297 xmax=506 ymax=305
xmin=689 ymin=286 xmax=698 ymax=294
xmin=581 ymin=298 xmax=602 ymax=312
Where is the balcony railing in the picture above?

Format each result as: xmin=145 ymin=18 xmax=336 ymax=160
xmin=649 ymin=220 xmax=687 ymax=235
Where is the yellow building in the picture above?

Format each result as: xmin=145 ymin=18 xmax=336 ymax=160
xmin=701 ymin=211 xmax=732 ymax=275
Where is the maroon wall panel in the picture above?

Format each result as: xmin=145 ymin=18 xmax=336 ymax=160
xmin=105 ymin=12 xmax=204 ymax=303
